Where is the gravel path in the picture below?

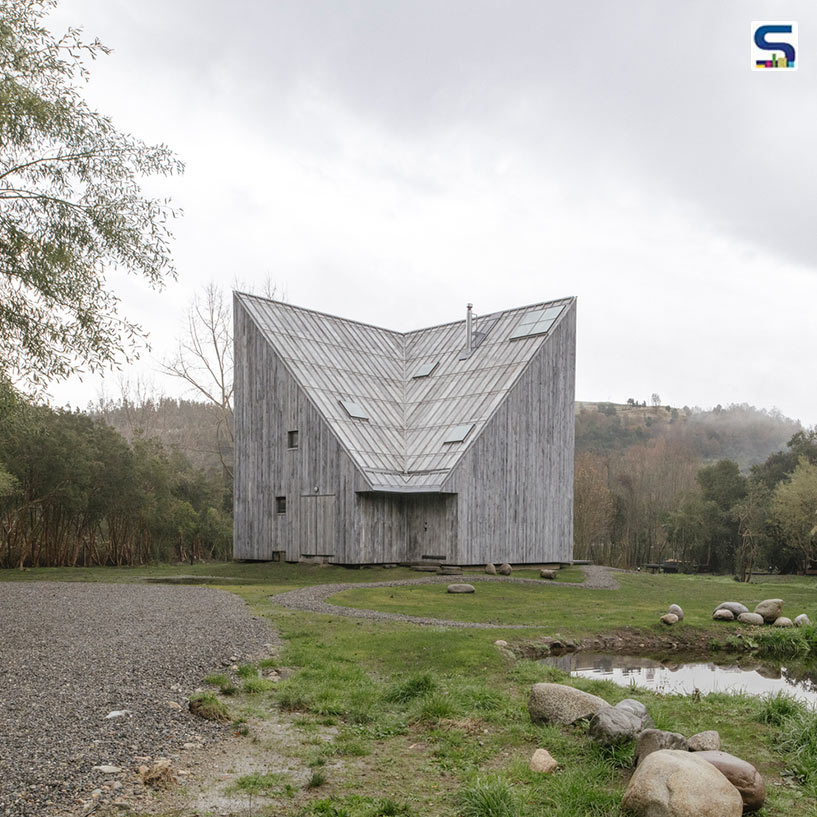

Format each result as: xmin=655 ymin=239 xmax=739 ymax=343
xmin=0 ymin=582 xmax=276 ymax=817
xmin=270 ymin=565 xmax=620 ymax=628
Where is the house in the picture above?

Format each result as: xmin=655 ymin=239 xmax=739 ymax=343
xmin=233 ymin=293 xmax=576 ymax=566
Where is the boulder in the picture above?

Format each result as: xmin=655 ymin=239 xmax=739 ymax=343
xmin=635 ymin=729 xmax=688 ymax=764
xmin=616 ymin=699 xmax=654 ymax=730
xmin=688 ymin=730 xmax=721 ymax=752
xmin=713 ymin=608 xmax=735 ymax=621
xmin=498 ymin=562 xmax=512 ymax=575
xmin=660 ymin=613 xmax=679 ymax=626
xmin=484 ymin=563 xmax=497 ymax=575
xmin=667 ymin=604 xmax=684 ymax=620
xmin=693 ymin=750 xmax=765 ymax=812
xmin=540 ymin=569 xmax=556 ymax=579
xmin=447 ymin=583 xmax=475 ymax=594
xmin=737 ymin=612 xmax=765 ymax=626
xmin=529 ymin=748 xmax=558 ymax=773
xmin=754 ymin=599 xmax=783 ymax=623
xmin=773 ymin=616 xmax=793 ymax=628
xmin=621 ymin=749 xmax=743 ymax=817
xmin=528 ymin=683 xmax=609 ymax=725
xmin=714 ymin=602 xmax=749 ymax=617
xmin=589 ymin=706 xmax=643 ymax=747
xmin=795 ymin=613 xmax=811 ymax=627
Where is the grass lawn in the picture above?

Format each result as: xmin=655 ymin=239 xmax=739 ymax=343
xmin=3 ymin=561 xmax=817 ymax=816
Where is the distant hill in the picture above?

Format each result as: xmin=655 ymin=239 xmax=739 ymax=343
xmin=575 ymin=401 xmax=801 ymax=470
xmin=92 ymin=397 xmax=802 ymax=476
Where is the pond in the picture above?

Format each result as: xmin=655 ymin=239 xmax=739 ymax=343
xmin=543 ymin=652 xmax=817 ymax=707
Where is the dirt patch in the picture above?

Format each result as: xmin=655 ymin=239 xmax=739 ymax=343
xmin=513 ymin=626 xmax=728 ymax=660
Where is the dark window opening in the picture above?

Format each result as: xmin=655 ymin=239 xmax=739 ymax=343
xmin=275 ymin=496 xmax=287 ymax=514
xmin=288 ymin=430 xmax=299 ymax=448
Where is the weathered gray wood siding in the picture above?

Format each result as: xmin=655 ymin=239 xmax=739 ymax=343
xmin=442 ymin=303 xmax=576 ymax=565
xmin=355 ymin=493 xmax=457 ymax=563
xmin=234 ymin=299 xmax=368 ymax=562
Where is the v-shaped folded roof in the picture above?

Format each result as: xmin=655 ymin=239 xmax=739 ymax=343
xmin=236 ymin=293 xmax=575 ymax=491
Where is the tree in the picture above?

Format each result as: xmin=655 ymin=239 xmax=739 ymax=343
xmin=0 ymin=0 xmax=183 ymax=392
xmin=573 ymin=451 xmax=613 ymax=561
xmin=773 ymin=458 xmax=817 ymax=573
xmin=162 ymin=279 xmax=281 ymax=477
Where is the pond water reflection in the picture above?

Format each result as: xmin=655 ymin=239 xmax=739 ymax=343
xmin=543 ymin=653 xmax=817 ymax=707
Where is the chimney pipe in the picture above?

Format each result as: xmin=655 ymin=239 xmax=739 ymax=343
xmin=466 ymin=303 xmax=473 ymax=353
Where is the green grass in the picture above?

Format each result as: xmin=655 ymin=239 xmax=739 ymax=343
xmin=188 ymin=691 xmax=230 ymax=722
xmin=6 ymin=560 xmax=817 ymax=816
xmin=456 ymin=775 xmax=519 ymax=817
xmin=329 ymin=571 xmax=817 ymax=637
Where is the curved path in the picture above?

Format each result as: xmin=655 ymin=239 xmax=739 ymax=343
xmin=269 ymin=565 xmax=620 ymax=629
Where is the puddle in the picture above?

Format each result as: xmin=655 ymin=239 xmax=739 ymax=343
xmin=543 ymin=652 xmax=817 ymax=706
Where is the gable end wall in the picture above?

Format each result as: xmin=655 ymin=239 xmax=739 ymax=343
xmin=234 ymin=298 xmax=366 ymax=562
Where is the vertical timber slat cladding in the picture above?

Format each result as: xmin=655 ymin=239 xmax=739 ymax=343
xmin=442 ymin=306 xmax=576 ymax=565
xmin=233 ymin=292 xmax=575 ymax=565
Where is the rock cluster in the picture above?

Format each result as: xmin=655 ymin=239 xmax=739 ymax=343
xmin=711 ymin=598 xmax=811 ymax=628
xmin=659 ymin=603 xmax=683 ymax=625
xmin=528 ymin=683 xmax=766 ymax=815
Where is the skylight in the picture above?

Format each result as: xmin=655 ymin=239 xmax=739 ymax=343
xmin=339 ymin=399 xmax=369 ymax=420
xmin=509 ymin=305 xmax=564 ymax=340
xmin=442 ymin=423 xmax=474 ymax=444
xmin=412 ymin=360 xmax=439 ymax=378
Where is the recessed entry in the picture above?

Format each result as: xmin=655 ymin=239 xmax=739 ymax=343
xmin=443 ymin=423 xmax=475 ymax=444
xmin=509 ymin=305 xmax=563 ymax=340
xmin=412 ymin=360 xmax=439 ymax=378
xmin=339 ymin=399 xmax=369 ymax=420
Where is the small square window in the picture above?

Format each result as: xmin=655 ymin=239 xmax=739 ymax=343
xmin=287 ymin=430 xmax=299 ymax=449
xmin=275 ymin=496 xmax=287 ymax=514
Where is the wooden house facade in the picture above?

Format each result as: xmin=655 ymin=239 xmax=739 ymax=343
xmin=233 ymin=294 xmax=576 ymax=565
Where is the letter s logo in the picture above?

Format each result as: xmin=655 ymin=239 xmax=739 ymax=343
xmin=755 ymin=24 xmax=796 ymax=62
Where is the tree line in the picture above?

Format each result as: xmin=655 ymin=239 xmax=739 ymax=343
xmin=0 ymin=384 xmax=232 ymax=568
xmin=574 ymin=403 xmax=817 ymax=577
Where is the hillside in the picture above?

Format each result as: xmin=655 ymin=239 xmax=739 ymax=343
xmin=575 ymin=401 xmax=801 ymax=470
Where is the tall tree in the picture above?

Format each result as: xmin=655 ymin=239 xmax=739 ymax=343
xmin=772 ymin=458 xmax=817 ymax=573
xmin=0 ymin=0 xmax=182 ymax=392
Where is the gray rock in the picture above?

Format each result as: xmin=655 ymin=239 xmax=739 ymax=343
xmin=795 ymin=613 xmax=811 ymax=627
xmin=660 ymin=613 xmax=679 ymax=626
xmin=589 ymin=706 xmax=643 ymax=746
xmin=498 ymin=562 xmax=512 ymax=575
xmin=529 ymin=748 xmax=557 ymax=773
xmin=446 ymin=583 xmax=475 ymax=594
xmin=688 ymin=730 xmax=721 ymax=752
xmin=484 ymin=563 xmax=497 ymax=575
xmin=713 ymin=608 xmax=735 ymax=621
xmin=737 ymin=612 xmax=764 ymax=626
xmin=528 ymin=683 xmax=609 ymax=725
xmin=773 ymin=616 xmax=793 ymax=628
xmin=714 ymin=601 xmax=749 ymax=617
xmin=539 ymin=569 xmax=556 ymax=579
xmin=667 ymin=604 xmax=684 ymax=620
xmin=615 ymin=699 xmax=654 ymax=730
xmin=754 ymin=598 xmax=783 ymax=623
xmin=635 ymin=729 xmax=689 ymax=764
xmin=621 ymin=749 xmax=743 ymax=817
xmin=694 ymin=750 xmax=766 ymax=812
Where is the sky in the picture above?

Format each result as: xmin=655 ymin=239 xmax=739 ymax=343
xmin=44 ymin=1 xmax=817 ymax=424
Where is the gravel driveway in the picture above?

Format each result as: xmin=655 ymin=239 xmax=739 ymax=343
xmin=0 ymin=582 xmax=275 ymax=817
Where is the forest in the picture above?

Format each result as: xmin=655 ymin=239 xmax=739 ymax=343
xmin=2 ymin=384 xmax=815 ymax=575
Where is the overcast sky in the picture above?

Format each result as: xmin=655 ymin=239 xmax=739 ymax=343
xmin=45 ymin=1 xmax=817 ymax=425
